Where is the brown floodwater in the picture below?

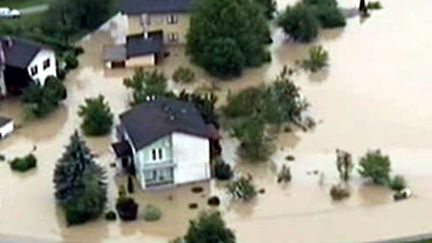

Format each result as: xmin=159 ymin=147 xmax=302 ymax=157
xmin=1 ymin=0 xmax=432 ymax=242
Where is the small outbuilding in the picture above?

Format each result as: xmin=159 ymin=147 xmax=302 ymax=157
xmin=0 ymin=115 xmax=13 ymax=139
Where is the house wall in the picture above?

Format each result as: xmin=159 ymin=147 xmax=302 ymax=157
xmin=125 ymin=54 xmax=155 ymax=67
xmin=127 ymin=13 xmax=190 ymax=44
xmin=0 ymin=70 xmax=5 ymax=97
xmin=27 ymin=49 xmax=57 ymax=86
xmin=172 ymin=132 xmax=210 ymax=184
xmin=0 ymin=120 xmax=14 ymax=139
xmin=133 ymin=135 xmax=173 ymax=188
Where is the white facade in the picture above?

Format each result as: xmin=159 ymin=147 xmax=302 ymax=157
xmin=172 ymin=132 xmax=210 ymax=184
xmin=128 ymin=131 xmax=210 ymax=189
xmin=0 ymin=120 xmax=13 ymax=139
xmin=27 ymin=49 xmax=57 ymax=86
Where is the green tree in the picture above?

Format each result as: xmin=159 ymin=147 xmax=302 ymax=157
xmin=187 ymin=0 xmax=270 ymax=78
xmin=123 ymin=68 xmax=169 ymax=105
xmin=178 ymin=91 xmax=219 ymax=127
xmin=21 ymin=77 xmax=67 ymax=118
xmin=78 ymin=95 xmax=113 ymax=136
xmin=178 ymin=211 xmax=236 ymax=243
xmin=53 ymin=132 xmax=107 ymax=225
xmin=312 ymin=5 xmax=346 ymax=28
xmin=233 ymin=117 xmax=272 ymax=161
xmin=358 ymin=150 xmax=391 ymax=185
xmin=200 ymin=38 xmax=245 ymax=78
xmin=255 ymin=0 xmax=277 ymax=19
xmin=278 ymin=3 xmax=319 ymax=43
xmin=43 ymin=0 xmax=115 ymax=43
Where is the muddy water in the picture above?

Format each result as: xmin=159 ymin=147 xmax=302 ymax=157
xmin=1 ymin=0 xmax=432 ymax=242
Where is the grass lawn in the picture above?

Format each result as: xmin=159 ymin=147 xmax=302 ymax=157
xmin=0 ymin=0 xmax=52 ymax=9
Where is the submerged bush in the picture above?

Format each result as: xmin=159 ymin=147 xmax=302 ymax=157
xmin=302 ymin=45 xmax=329 ymax=72
xmin=358 ymin=150 xmax=391 ymax=185
xmin=367 ymin=1 xmax=382 ymax=10
xmin=277 ymin=165 xmax=292 ymax=183
xmin=143 ymin=204 xmax=162 ymax=221
xmin=227 ymin=175 xmax=257 ymax=201
xmin=213 ymin=158 xmax=233 ymax=180
xmin=9 ymin=154 xmax=37 ymax=172
xmin=389 ymin=175 xmax=406 ymax=191
xmin=330 ymin=184 xmax=350 ymax=200
xmin=105 ymin=211 xmax=117 ymax=221
xmin=116 ymin=185 xmax=139 ymax=221
xmin=277 ymin=3 xmax=319 ymax=43
xmin=312 ymin=6 xmax=346 ymax=28
xmin=172 ymin=67 xmax=196 ymax=84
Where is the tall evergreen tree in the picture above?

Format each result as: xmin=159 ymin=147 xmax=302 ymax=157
xmin=53 ymin=131 xmax=107 ymax=225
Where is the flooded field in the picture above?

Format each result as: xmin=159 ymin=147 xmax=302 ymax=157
xmin=1 ymin=0 xmax=432 ymax=242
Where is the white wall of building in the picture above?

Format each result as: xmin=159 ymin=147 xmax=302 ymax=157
xmin=0 ymin=120 xmax=14 ymax=139
xmin=27 ymin=49 xmax=57 ymax=86
xmin=172 ymin=132 xmax=210 ymax=184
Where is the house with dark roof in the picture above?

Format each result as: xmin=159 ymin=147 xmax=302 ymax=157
xmin=104 ymin=0 xmax=193 ymax=68
xmin=112 ymin=97 xmax=215 ymax=189
xmin=0 ymin=36 xmax=57 ymax=96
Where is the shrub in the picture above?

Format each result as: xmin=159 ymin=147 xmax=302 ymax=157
xmin=207 ymin=196 xmax=221 ymax=206
xmin=78 ymin=95 xmax=113 ymax=136
xmin=21 ymin=77 xmax=67 ymax=119
xmin=389 ymin=175 xmax=406 ymax=191
xmin=367 ymin=1 xmax=382 ymax=10
xmin=330 ymin=184 xmax=350 ymax=200
xmin=123 ymin=69 xmax=169 ymax=105
xmin=312 ymin=6 xmax=346 ymax=28
xmin=213 ymin=158 xmax=233 ymax=180
xmin=64 ymin=52 xmax=79 ymax=70
xmin=9 ymin=154 xmax=37 ymax=172
xmin=227 ymin=176 xmax=257 ymax=201
xmin=223 ymin=87 xmax=263 ymax=118
xmin=277 ymin=165 xmax=292 ymax=183
xmin=105 ymin=211 xmax=117 ymax=221
xmin=358 ymin=150 xmax=391 ymax=185
xmin=178 ymin=211 xmax=236 ymax=243
xmin=115 ymin=185 xmax=139 ymax=221
xmin=277 ymin=3 xmax=320 ymax=43
xmin=172 ymin=67 xmax=196 ymax=84
xmin=143 ymin=204 xmax=162 ymax=221
xmin=302 ymin=45 xmax=329 ymax=72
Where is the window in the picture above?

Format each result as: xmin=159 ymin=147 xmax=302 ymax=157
xmin=43 ymin=58 xmax=50 ymax=70
xmin=30 ymin=65 xmax=38 ymax=76
xmin=168 ymin=32 xmax=179 ymax=43
xmin=167 ymin=14 xmax=178 ymax=24
xmin=151 ymin=148 xmax=163 ymax=161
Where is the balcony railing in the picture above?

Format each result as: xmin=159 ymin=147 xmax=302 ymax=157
xmin=142 ymin=160 xmax=176 ymax=170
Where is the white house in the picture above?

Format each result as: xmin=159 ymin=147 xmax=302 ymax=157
xmin=0 ymin=116 xmax=13 ymax=139
xmin=0 ymin=36 xmax=57 ymax=96
xmin=112 ymin=97 xmax=216 ymax=189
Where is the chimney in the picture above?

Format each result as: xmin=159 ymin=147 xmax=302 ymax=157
xmin=3 ymin=36 xmax=13 ymax=48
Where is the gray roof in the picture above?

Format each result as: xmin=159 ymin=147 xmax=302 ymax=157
xmin=126 ymin=31 xmax=164 ymax=58
xmin=121 ymin=0 xmax=193 ymax=15
xmin=0 ymin=116 xmax=12 ymax=127
xmin=120 ymin=97 xmax=210 ymax=150
xmin=0 ymin=36 xmax=48 ymax=69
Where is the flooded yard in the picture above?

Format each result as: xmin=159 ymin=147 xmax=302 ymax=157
xmin=1 ymin=0 xmax=432 ymax=242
